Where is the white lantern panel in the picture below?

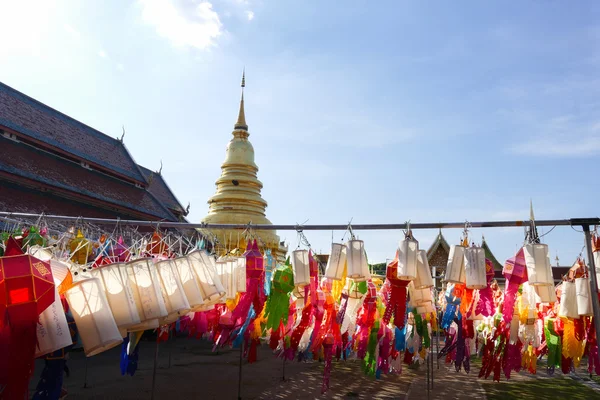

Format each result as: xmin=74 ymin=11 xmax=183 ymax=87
xmin=91 ymin=263 xmax=141 ymax=329
xmin=187 ymin=251 xmax=225 ymax=304
xmin=414 ymin=250 xmax=433 ymax=289
xmin=156 ymin=260 xmax=191 ymax=324
xmin=324 ymin=243 xmax=347 ymax=281
xmin=65 ymin=278 xmax=123 ymax=357
xmin=558 ymin=282 xmax=579 ymax=319
xmin=445 ymin=245 xmax=466 ymax=284
xmin=291 ymin=250 xmax=310 ymax=287
xmin=595 ymin=251 xmax=600 ymax=293
xmin=534 ymin=284 xmax=557 ymax=304
xmin=575 ymin=277 xmax=593 ymax=316
xmin=36 ymin=287 xmax=72 ymax=358
xmin=126 ymin=258 xmax=168 ymax=322
xmin=236 ymin=257 xmax=247 ymax=293
xmin=464 ymin=247 xmax=487 ymax=290
xmin=523 ymin=244 xmax=553 ymax=286
xmin=346 ymin=240 xmax=370 ymax=282
xmin=397 ymin=238 xmax=418 ymax=281
xmin=172 ymin=257 xmax=204 ymax=310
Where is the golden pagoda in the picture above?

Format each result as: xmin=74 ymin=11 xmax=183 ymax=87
xmin=201 ymin=72 xmax=285 ymax=260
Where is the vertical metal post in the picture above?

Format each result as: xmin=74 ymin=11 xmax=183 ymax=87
xmin=83 ymin=357 xmax=89 ymax=388
xmin=151 ymin=340 xmax=159 ymax=400
xmin=431 ymin=336 xmax=434 ymax=388
xmin=237 ymin=343 xmax=244 ymax=400
xmin=583 ymin=225 xmax=600 ymax=346
xmin=282 ymin=357 xmax=286 ymax=381
xmin=436 ymin=311 xmax=440 ymax=369
xmin=426 ymin=351 xmax=430 ymax=399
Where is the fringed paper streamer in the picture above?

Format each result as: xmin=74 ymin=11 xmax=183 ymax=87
xmin=383 ymin=253 xmax=409 ymax=329
xmin=356 ymin=282 xmax=378 ymax=359
xmin=290 ymin=298 xmax=313 ymax=353
xmin=561 ymin=317 xmax=585 ymax=367
xmin=377 ymin=324 xmax=393 ymax=376
xmin=544 ymin=318 xmax=561 ymax=372
xmin=442 ymin=285 xmax=461 ymax=329
xmin=363 ymin=320 xmax=380 ymax=376
xmin=522 ymin=344 xmax=537 ymax=374
xmin=395 ymin=326 xmax=406 ymax=352
xmin=321 ymin=334 xmax=334 ymax=394
xmin=264 ymin=264 xmax=294 ymax=332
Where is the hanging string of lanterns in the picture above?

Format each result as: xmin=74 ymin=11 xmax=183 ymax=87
xmin=0 ymin=218 xmax=599 ymax=397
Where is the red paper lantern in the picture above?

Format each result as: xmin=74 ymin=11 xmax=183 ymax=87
xmin=0 ymin=237 xmax=55 ymax=398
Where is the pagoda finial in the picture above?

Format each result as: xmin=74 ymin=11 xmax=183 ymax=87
xmin=234 ymin=69 xmax=248 ymax=131
xmin=530 ymin=198 xmax=535 ymax=221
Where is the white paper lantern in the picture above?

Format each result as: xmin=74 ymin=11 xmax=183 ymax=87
xmin=445 ymin=245 xmax=466 ymax=284
xmin=523 ymin=244 xmax=553 ymax=286
xmin=64 ymin=278 xmax=123 ymax=356
xmin=397 ymin=238 xmax=418 ymax=281
xmin=408 ymin=282 xmax=432 ymax=307
xmin=575 ymin=277 xmax=593 ymax=316
xmin=534 ymin=284 xmax=557 ymax=304
xmin=235 ymin=257 xmax=247 ymax=293
xmin=291 ymin=249 xmax=310 ymax=287
xmin=217 ymin=259 xmax=237 ymax=301
xmin=156 ymin=259 xmax=191 ymax=324
xmin=186 ymin=250 xmax=225 ymax=305
xmin=91 ymin=262 xmax=141 ymax=331
xmin=509 ymin=312 xmax=520 ymax=344
xmin=172 ymin=257 xmax=205 ymax=311
xmin=558 ymin=281 xmax=579 ymax=319
xmin=414 ymin=250 xmax=433 ymax=289
xmin=36 ymin=287 xmax=73 ymax=358
xmin=324 ymin=243 xmax=347 ymax=281
xmin=416 ymin=302 xmax=435 ymax=315
xmin=464 ymin=247 xmax=487 ymax=289
xmin=126 ymin=258 xmax=168 ymax=329
xmin=346 ymin=240 xmax=371 ymax=281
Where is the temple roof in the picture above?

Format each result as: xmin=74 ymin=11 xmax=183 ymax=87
xmin=0 ymin=136 xmax=176 ymax=220
xmin=138 ymin=165 xmax=187 ymax=218
xmin=0 ymin=81 xmax=146 ymax=184
xmin=482 ymin=237 xmax=503 ymax=271
xmin=426 ymin=230 xmax=451 ymax=267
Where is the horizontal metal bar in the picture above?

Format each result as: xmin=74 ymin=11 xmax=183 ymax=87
xmin=0 ymin=211 xmax=597 ymax=231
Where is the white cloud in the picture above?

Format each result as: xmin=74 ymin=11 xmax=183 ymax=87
xmin=245 ymin=10 xmax=254 ymax=21
xmin=139 ymin=0 xmax=223 ymax=50
xmin=98 ymin=50 xmax=108 ymax=58
xmin=116 ymin=63 xmax=125 ymax=71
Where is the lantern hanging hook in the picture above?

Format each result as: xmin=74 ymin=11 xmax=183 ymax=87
xmin=462 ymin=220 xmax=471 ymax=245
xmin=404 ymin=220 xmax=413 ymax=239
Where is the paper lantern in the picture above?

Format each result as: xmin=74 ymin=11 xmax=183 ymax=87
xmin=235 ymin=257 xmax=247 ymax=293
xmin=64 ymin=278 xmax=123 ymax=356
xmin=186 ymin=250 xmax=225 ymax=305
xmin=595 ymin=250 xmax=600 ymax=293
xmin=69 ymin=229 xmax=93 ymax=264
xmin=416 ymin=302 xmax=435 ymax=314
xmin=91 ymin=262 xmax=141 ymax=331
xmin=534 ymin=284 xmax=557 ymax=304
xmin=575 ymin=277 xmax=593 ymax=316
xmin=445 ymin=245 xmax=466 ymax=284
xmin=36 ymin=286 xmax=72 ymax=358
xmin=408 ymin=281 xmax=432 ymax=307
xmin=509 ymin=312 xmax=520 ymax=344
xmin=414 ymin=250 xmax=433 ymax=289
xmin=291 ymin=249 xmax=310 ymax=287
xmin=125 ymin=258 xmax=168 ymax=329
xmin=324 ymin=243 xmax=347 ymax=281
xmin=217 ymin=259 xmax=237 ymax=300
xmin=172 ymin=256 xmax=204 ymax=311
xmin=464 ymin=247 xmax=487 ymax=289
xmin=523 ymin=244 xmax=553 ymax=286
xmin=146 ymin=231 xmax=167 ymax=256
xmin=558 ymin=281 xmax=578 ymax=319
xmin=28 ymin=246 xmax=73 ymax=294
xmin=156 ymin=259 xmax=191 ymax=324
xmin=397 ymin=237 xmax=418 ymax=280
xmin=346 ymin=240 xmax=370 ymax=281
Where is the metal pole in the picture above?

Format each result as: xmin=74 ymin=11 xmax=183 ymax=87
xmin=426 ymin=351 xmax=430 ymax=399
xmin=282 ymin=357 xmax=286 ymax=381
xmin=0 ymin=211 xmax=588 ymax=230
xmin=436 ymin=311 xmax=440 ymax=369
xmin=237 ymin=343 xmax=244 ymax=400
xmin=83 ymin=357 xmax=89 ymax=388
xmin=151 ymin=340 xmax=159 ymax=400
xmin=583 ymin=225 xmax=600 ymax=347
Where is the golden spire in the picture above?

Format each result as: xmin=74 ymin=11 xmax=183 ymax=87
xmin=234 ymin=69 xmax=248 ymax=131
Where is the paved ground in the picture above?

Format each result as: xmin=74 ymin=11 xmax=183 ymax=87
xmin=27 ymin=335 xmax=600 ymax=399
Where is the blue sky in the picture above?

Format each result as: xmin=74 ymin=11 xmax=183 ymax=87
xmin=1 ymin=0 xmax=599 ymax=264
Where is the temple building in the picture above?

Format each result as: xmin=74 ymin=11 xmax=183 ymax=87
xmin=201 ymin=74 xmax=286 ymax=260
xmin=0 ymin=81 xmax=187 ymax=222
xmin=426 ymin=230 xmax=503 ymax=291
